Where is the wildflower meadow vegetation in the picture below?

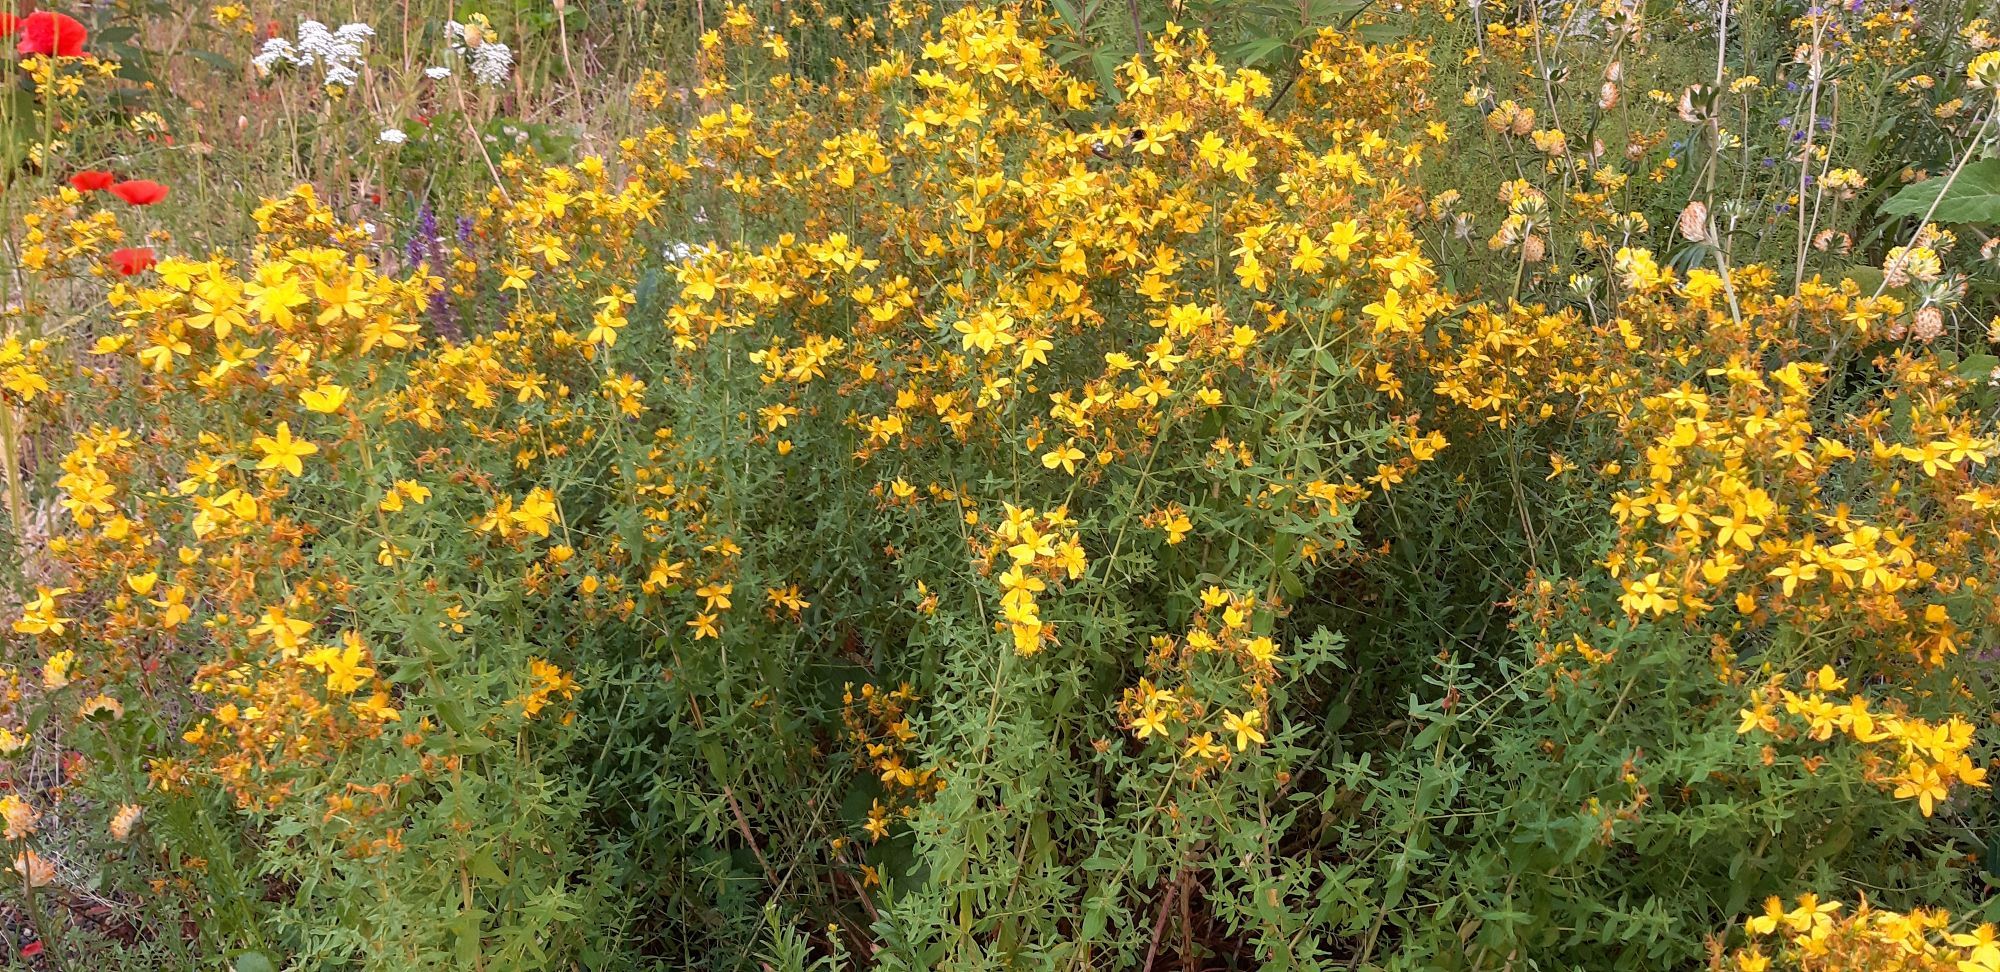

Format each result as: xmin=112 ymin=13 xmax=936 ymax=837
xmin=3 ymin=0 xmax=2000 ymax=968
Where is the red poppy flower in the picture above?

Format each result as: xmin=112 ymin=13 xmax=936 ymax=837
xmin=70 ymin=169 xmax=116 ymax=192
xmin=109 ymin=180 xmax=168 ymax=206
xmin=17 ymin=11 xmax=88 ymax=58
xmin=0 ymin=14 xmax=21 ymax=39
xmin=20 ymin=941 xmax=43 ymax=959
xmin=109 ymin=247 xmax=156 ymax=276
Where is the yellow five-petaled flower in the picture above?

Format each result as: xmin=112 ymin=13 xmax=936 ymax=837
xmin=253 ymin=422 xmax=318 ymax=477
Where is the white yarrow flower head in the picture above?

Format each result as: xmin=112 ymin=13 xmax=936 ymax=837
xmin=447 ymin=19 xmax=514 ymax=87
xmin=295 ymin=20 xmax=333 ymax=60
xmin=424 ymin=65 xmax=452 ymax=80
xmin=378 ymin=128 xmax=408 ymax=145
xmin=258 ymin=20 xmax=373 ymax=93
xmin=251 ymin=38 xmax=300 ymax=75
xmin=470 ymin=43 xmax=513 ymax=87
xmin=332 ymin=23 xmax=375 ymax=46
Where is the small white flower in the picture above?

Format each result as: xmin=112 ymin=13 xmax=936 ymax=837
xmin=378 ymin=128 xmax=408 ymax=145
xmin=424 ymin=65 xmax=452 ymax=80
xmin=264 ymin=20 xmax=372 ymax=91
xmin=470 ymin=42 xmax=513 ymax=87
xmin=332 ymin=23 xmax=375 ymax=46
xmin=251 ymin=37 xmax=300 ymax=74
xmin=296 ymin=20 xmax=332 ymax=61
xmin=448 ymin=21 xmax=514 ymax=87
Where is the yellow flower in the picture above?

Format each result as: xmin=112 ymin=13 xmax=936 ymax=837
xmin=302 ymin=634 xmax=376 ymax=695
xmin=696 ymin=582 xmax=734 ymax=612
xmin=249 ymin=604 xmax=315 ymax=656
xmin=1619 ymin=572 xmax=1677 ymax=617
xmin=1221 ymin=710 xmax=1265 ymax=750
xmin=1218 ymin=144 xmax=1258 ymax=182
xmin=1041 ymin=442 xmax=1084 ymax=475
xmin=379 ymin=480 xmax=432 ymax=512
xmin=1966 ymin=50 xmax=2000 ymax=89
xmin=13 ymin=587 xmax=75 ymax=637
xmin=109 ymin=804 xmax=143 ymax=842
xmin=587 ymin=306 xmax=627 ymax=347
xmin=0 ymin=795 xmax=39 ymax=840
xmin=510 ymin=488 xmax=560 ymax=537
xmin=1362 ymin=288 xmax=1410 ymax=334
xmin=252 ymin=422 xmax=318 ymax=477
xmin=299 ymin=383 xmax=350 ymax=413
xmin=1182 ymin=731 xmax=1225 ymax=761
xmin=500 ymin=264 xmax=536 ymax=291
xmin=12 ymin=851 xmax=53 ymax=888
xmin=314 ymin=273 xmax=371 ymax=323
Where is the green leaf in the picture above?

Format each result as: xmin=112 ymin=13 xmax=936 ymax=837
xmin=469 ymin=849 xmax=507 ymax=882
xmin=1878 ymin=158 xmax=2000 ymax=224
xmin=1307 ymin=0 xmax=1368 ymax=19
xmin=1830 ymin=264 xmax=1884 ymax=294
xmin=1047 ymin=0 xmax=1087 ymax=31
xmin=454 ymin=909 xmax=490 ymax=966
xmin=1358 ymin=21 xmax=1409 ymax=43
xmin=0 ymin=99 xmax=32 ymax=172
xmin=1225 ymin=37 xmax=1290 ymax=67
xmin=113 ymin=58 xmax=160 ymax=86
xmin=1955 ymin=353 xmax=1998 ymax=384
xmin=189 ymin=49 xmax=237 ymax=73
xmin=232 ymin=953 xmax=278 ymax=972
